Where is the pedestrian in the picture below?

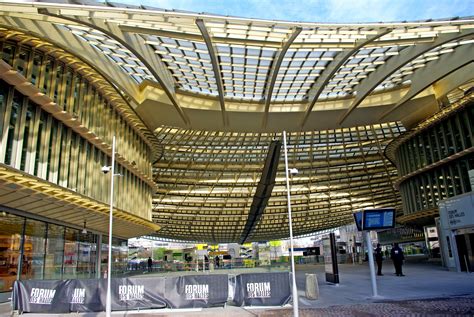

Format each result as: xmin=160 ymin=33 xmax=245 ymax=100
xmin=214 ymin=255 xmax=220 ymax=268
xmin=147 ymin=256 xmax=153 ymax=272
xmin=390 ymin=243 xmax=405 ymax=276
xmin=375 ymin=243 xmax=383 ymax=276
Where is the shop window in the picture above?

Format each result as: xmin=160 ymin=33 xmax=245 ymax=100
xmin=22 ymin=219 xmax=46 ymax=280
xmin=0 ymin=212 xmax=24 ymax=295
xmin=44 ymin=224 xmax=64 ymax=280
xmin=77 ymin=232 xmax=98 ymax=279
xmin=63 ymin=228 xmax=79 ymax=279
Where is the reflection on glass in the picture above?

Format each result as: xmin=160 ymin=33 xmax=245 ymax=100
xmin=77 ymin=232 xmax=97 ymax=279
xmin=21 ymin=219 xmax=46 ymax=279
xmin=0 ymin=212 xmax=24 ymax=294
xmin=101 ymin=237 xmax=128 ymax=277
xmin=22 ymin=219 xmax=46 ymax=280
xmin=44 ymin=224 xmax=64 ymax=280
xmin=63 ymin=228 xmax=78 ymax=279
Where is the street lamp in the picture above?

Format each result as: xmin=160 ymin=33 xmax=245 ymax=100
xmin=282 ymin=131 xmax=299 ymax=317
xmin=102 ymin=136 xmax=120 ymax=317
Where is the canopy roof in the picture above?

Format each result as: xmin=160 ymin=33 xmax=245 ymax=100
xmin=0 ymin=1 xmax=473 ymax=241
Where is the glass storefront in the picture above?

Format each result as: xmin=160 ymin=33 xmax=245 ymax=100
xmin=0 ymin=213 xmax=23 ymax=300
xmin=0 ymin=209 xmax=128 ymax=302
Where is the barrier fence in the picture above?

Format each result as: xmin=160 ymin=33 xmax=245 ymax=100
xmin=13 ymin=272 xmax=291 ymax=313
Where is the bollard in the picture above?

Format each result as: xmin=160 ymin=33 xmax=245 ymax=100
xmin=305 ymin=273 xmax=319 ymax=300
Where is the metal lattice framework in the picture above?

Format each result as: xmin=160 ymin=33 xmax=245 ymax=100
xmin=0 ymin=1 xmax=473 ymax=242
xmin=153 ymin=123 xmax=404 ymax=242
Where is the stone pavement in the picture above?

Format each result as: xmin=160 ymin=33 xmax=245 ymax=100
xmin=1 ymin=260 xmax=473 ymax=316
xmin=260 ymin=296 xmax=474 ymax=316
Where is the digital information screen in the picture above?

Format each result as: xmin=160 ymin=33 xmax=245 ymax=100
xmin=362 ymin=209 xmax=395 ymax=230
xmin=353 ymin=209 xmax=395 ymax=231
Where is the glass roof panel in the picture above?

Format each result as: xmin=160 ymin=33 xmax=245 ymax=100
xmin=58 ymin=24 xmax=153 ymax=83
xmin=146 ymin=35 xmax=218 ymax=95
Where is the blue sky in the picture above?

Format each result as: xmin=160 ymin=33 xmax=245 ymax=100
xmin=115 ymin=0 xmax=474 ymax=23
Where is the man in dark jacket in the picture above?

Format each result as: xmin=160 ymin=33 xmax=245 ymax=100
xmin=375 ymin=243 xmax=384 ymax=276
xmin=147 ymin=257 xmax=153 ymax=272
xmin=390 ymin=243 xmax=405 ymax=276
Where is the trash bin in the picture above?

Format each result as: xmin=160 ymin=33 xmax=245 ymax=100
xmin=305 ymin=273 xmax=319 ymax=300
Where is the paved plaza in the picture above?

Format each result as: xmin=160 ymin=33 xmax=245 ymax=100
xmin=2 ymin=260 xmax=473 ymax=316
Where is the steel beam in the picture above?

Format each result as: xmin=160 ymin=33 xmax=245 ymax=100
xmin=339 ymin=29 xmax=474 ymax=124
xmin=379 ymin=44 xmax=473 ymax=120
xmin=301 ymin=29 xmax=391 ymax=127
xmin=262 ymin=27 xmax=302 ymax=128
xmin=196 ymin=19 xmax=228 ymax=126
xmin=38 ymin=7 xmax=190 ymax=126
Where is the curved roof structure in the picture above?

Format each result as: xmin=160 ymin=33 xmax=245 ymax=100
xmin=1 ymin=1 xmax=473 ymax=242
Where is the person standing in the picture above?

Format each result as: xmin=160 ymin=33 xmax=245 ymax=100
xmin=390 ymin=243 xmax=405 ymax=276
xmin=375 ymin=243 xmax=384 ymax=276
xmin=147 ymin=256 xmax=153 ymax=272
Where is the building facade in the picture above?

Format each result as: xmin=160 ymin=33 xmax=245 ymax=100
xmin=387 ymin=95 xmax=474 ymax=225
xmin=0 ymin=28 xmax=159 ymax=300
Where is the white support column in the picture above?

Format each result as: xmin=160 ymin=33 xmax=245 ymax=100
xmin=105 ymin=136 xmax=116 ymax=317
xmin=283 ymin=131 xmax=299 ymax=317
xmin=365 ymin=231 xmax=379 ymax=297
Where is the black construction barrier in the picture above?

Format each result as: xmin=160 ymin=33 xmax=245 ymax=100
xmin=233 ymin=272 xmax=291 ymax=306
xmin=108 ymin=277 xmax=167 ymax=311
xmin=14 ymin=277 xmax=168 ymax=313
xmin=13 ymin=279 xmax=70 ymax=313
xmin=13 ymin=272 xmax=291 ymax=313
xmin=70 ymin=279 xmax=103 ymax=312
xmin=165 ymin=274 xmax=228 ymax=308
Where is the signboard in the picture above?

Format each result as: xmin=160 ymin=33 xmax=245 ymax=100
xmin=439 ymin=192 xmax=474 ymax=230
xmin=209 ymin=251 xmax=228 ymax=256
xmin=468 ymin=169 xmax=474 ymax=191
xmin=323 ymin=233 xmax=339 ymax=284
xmin=13 ymin=280 xmax=70 ymax=313
xmin=69 ymin=279 xmax=103 ymax=312
xmin=353 ymin=209 xmax=395 ymax=231
xmin=164 ymin=274 xmax=228 ymax=308
xmin=107 ymin=277 xmax=167 ymax=311
xmin=233 ymin=272 xmax=291 ymax=307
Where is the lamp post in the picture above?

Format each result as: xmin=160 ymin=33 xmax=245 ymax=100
xmin=104 ymin=136 xmax=117 ymax=317
xmin=282 ymin=131 xmax=299 ymax=317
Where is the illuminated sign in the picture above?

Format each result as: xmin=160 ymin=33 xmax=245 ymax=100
xmin=353 ymin=208 xmax=395 ymax=231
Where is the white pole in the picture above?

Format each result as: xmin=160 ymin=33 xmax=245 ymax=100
xmin=365 ymin=231 xmax=378 ymax=297
xmin=105 ymin=136 xmax=116 ymax=317
xmin=283 ymin=131 xmax=299 ymax=317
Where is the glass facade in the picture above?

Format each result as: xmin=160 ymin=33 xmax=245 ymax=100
xmin=394 ymin=100 xmax=474 ymax=216
xmin=0 ymin=210 xmax=127 ymax=302
xmin=0 ymin=38 xmax=154 ymax=219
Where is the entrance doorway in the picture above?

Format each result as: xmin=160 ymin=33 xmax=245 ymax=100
xmin=455 ymin=232 xmax=474 ymax=272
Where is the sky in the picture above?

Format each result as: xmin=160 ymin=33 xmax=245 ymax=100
xmin=114 ymin=0 xmax=474 ymax=23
